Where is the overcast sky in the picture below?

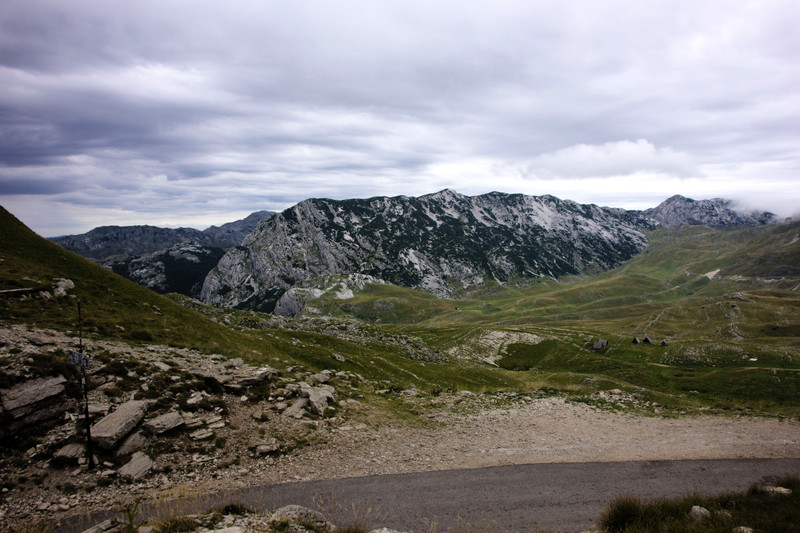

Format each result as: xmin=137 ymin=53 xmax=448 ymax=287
xmin=1 ymin=1 xmax=799 ymax=236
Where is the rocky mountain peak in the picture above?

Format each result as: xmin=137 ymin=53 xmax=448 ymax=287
xmin=643 ymin=195 xmax=776 ymax=228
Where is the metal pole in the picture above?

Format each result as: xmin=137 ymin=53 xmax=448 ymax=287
xmin=78 ymin=299 xmax=95 ymax=469
xmin=83 ymin=367 xmax=95 ymax=470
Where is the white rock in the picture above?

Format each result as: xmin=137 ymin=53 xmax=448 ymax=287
xmin=689 ymin=505 xmax=710 ymax=522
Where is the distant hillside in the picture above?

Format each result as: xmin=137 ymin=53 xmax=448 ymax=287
xmin=643 ymin=195 xmax=776 ymax=228
xmin=49 ymin=210 xmax=274 ymax=260
xmin=48 ymin=210 xmax=274 ymax=298
xmin=102 ymin=243 xmax=227 ymax=298
xmin=200 ymin=190 xmax=777 ymax=311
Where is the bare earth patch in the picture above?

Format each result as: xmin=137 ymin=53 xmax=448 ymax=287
xmin=258 ymin=397 xmax=800 ymax=486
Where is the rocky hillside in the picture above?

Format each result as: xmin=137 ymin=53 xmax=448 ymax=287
xmin=50 ymin=210 xmax=274 ymax=260
xmin=101 ymin=243 xmax=227 ymax=298
xmin=49 ymin=210 xmax=274 ymax=299
xmin=643 ymin=195 xmax=776 ymax=228
xmin=201 ymin=190 xmax=656 ymax=309
xmin=46 ymin=192 xmax=778 ymax=310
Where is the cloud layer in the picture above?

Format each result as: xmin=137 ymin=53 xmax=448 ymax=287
xmin=1 ymin=1 xmax=799 ymax=235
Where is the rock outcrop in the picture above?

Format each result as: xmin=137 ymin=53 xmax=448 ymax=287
xmin=0 ymin=375 xmax=69 ymax=436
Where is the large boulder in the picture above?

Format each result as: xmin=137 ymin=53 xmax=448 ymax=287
xmin=1 ymin=375 xmax=67 ymax=418
xmin=298 ymin=382 xmax=336 ymax=416
xmin=0 ymin=375 xmax=69 ymax=436
xmin=91 ymin=400 xmax=148 ymax=449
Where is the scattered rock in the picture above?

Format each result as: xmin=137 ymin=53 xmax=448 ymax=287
xmin=308 ymin=373 xmax=329 ymax=384
xmin=283 ymin=398 xmax=310 ymax=419
xmin=0 ymin=375 xmax=70 ymax=435
xmin=271 ymin=505 xmax=335 ymax=532
xmin=298 ymin=383 xmax=336 ymax=416
xmin=53 ymin=443 xmax=85 ymax=459
xmin=186 ymin=391 xmax=206 ymax=406
xmin=143 ymin=410 xmax=184 ymax=435
xmin=90 ymin=400 xmax=148 ymax=449
xmin=234 ymin=366 xmax=278 ymax=387
xmin=758 ymin=485 xmax=792 ymax=495
xmin=80 ymin=518 xmax=118 ymax=533
xmin=183 ymin=413 xmax=203 ymax=428
xmin=190 ymin=428 xmax=214 ymax=441
xmin=0 ymin=375 xmax=67 ymax=417
xmin=118 ymin=451 xmax=154 ymax=479
xmin=256 ymin=438 xmax=281 ymax=456
xmin=116 ymin=431 xmax=148 ymax=456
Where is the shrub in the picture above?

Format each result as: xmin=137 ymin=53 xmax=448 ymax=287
xmin=599 ymin=496 xmax=646 ymax=532
xmin=155 ymin=516 xmax=198 ymax=533
xmin=220 ymin=502 xmax=251 ymax=515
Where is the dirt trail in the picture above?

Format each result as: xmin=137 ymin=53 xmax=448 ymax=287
xmin=215 ymin=397 xmax=800 ymax=488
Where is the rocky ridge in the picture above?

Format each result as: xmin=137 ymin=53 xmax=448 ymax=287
xmin=201 ymin=190 xmax=656 ymax=309
xmin=48 ymin=211 xmax=274 ymax=299
xmin=643 ymin=195 xmax=776 ymax=228
xmin=50 ymin=211 xmax=274 ymax=260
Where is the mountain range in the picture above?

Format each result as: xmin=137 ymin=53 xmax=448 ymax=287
xmin=49 ymin=210 xmax=274 ymax=297
xmin=50 ymin=191 xmax=776 ymax=310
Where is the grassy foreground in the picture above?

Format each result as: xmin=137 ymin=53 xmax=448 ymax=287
xmin=601 ymin=475 xmax=800 ymax=533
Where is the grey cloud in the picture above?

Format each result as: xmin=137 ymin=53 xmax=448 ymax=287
xmin=1 ymin=0 xmax=799 ymax=235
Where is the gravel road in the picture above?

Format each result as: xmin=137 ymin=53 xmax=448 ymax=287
xmin=134 ymin=457 xmax=800 ymax=532
xmin=59 ymin=396 xmax=800 ymax=532
xmin=238 ymin=457 xmax=800 ymax=532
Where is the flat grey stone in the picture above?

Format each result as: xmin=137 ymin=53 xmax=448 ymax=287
xmin=116 ymin=431 xmax=148 ymax=456
xmin=118 ymin=451 xmax=153 ymax=479
xmin=0 ymin=375 xmax=66 ymax=417
xmin=54 ymin=443 xmax=85 ymax=459
xmin=143 ymin=410 xmax=184 ymax=434
xmin=90 ymin=400 xmax=148 ymax=449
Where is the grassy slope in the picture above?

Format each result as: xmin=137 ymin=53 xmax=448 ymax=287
xmin=306 ymin=222 xmax=800 ymax=415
